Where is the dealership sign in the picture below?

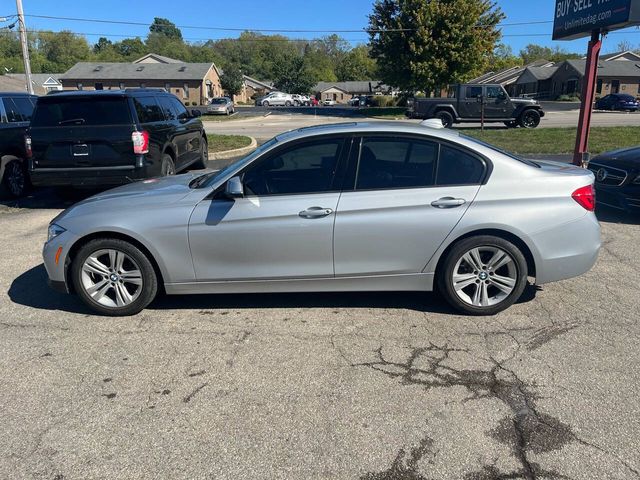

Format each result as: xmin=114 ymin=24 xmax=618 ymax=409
xmin=553 ymin=0 xmax=640 ymax=40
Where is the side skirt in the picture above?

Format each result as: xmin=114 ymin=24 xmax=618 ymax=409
xmin=165 ymin=273 xmax=434 ymax=295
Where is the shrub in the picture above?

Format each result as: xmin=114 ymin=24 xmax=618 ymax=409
xmin=370 ymin=95 xmax=397 ymax=107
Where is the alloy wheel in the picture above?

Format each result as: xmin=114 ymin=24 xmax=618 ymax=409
xmin=81 ymin=249 xmax=143 ymax=308
xmin=522 ymin=112 xmax=538 ymax=128
xmin=5 ymin=161 xmax=25 ymax=197
xmin=451 ymin=246 xmax=517 ymax=308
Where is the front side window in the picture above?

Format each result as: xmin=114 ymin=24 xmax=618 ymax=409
xmin=133 ymin=96 xmax=164 ymax=123
xmin=356 ymin=137 xmax=437 ymax=190
xmin=436 ymin=145 xmax=485 ymax=186
xmin=170 ymin=97 xmax=190 ymax=120
xmin=243 ymin=139 xmax=343 ymax=196
xmin=158 ymin=96 xmax=177 ymax=120
xmin=486 ymin=86 xmax=503 ymax=99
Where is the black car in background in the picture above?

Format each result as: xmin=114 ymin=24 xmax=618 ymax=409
xmin=588 ymin=147 xmax=640 ymax=212
xmin=0 ymin=92 xmax=38 ymax=197
xmin=595 ymin=94 xmax=640 ymax=112
xmin=28 ymin=89 xmax=207 ymax=189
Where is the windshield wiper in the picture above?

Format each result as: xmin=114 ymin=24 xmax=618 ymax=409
xmin=189 ymin=172 xmax=216 ymax=189
xmin=58 ymin=118 xmax=86 ymax=125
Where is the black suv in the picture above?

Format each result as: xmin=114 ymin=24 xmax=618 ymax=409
xmin=0 ymin=92 xmax=38 ymax=197
xmin=28 ymin=89 xmax=207 ymax=189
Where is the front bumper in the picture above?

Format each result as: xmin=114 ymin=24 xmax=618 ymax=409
xmin=42 ymin=229 xmax=78 ymax=294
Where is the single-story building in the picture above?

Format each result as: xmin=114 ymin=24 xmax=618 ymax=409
xmin=233 ymin=75 xmax=275 ymax=104
xmin=470 ymin=60 xmax=554 ymax=97
xmin=60 ymin=61 xmax=223 ymax=105
xmin=1 ymin=73 xmax=63 ymax=95
xmin=313 ymin=81 xmax=391 ymax=104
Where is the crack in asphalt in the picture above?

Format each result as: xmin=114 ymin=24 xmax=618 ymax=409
xmin=361 ymin=434 xmax=435 ymax=480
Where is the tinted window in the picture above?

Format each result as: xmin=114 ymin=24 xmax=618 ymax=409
xmin=618 ymin=94 xmax=635 ymax=101
xmin=466 ymin=86 xmax=483 ymax=99
xmin=170 ymin=97 xmax=189 ymax=120
xmin=158 ymin=96 xmax=176 ymax=120
xmin=243 ymin=139 xmax=342 ymax=196
xmin=133 ymin=96 xmax=164 ymax=123
xmin=12 ymin=97 xmax=35 ymax=121
xmin=436 ymin=146 xmax=485 ymax=186
xmin=2 ymin=98 xmax=24 ymax=122
xmin=356 ymin=138 xmax=437 ymax=190
xmin=31 ymin=97 xmax=131 ymax=127
xmin=486 ymin=86 xmax=503 ymax=99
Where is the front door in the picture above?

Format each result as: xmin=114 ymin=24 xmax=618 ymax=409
xmin=188 ymin=136 xmax=348 ymax=281
xmin=334 ymin=136 xmax=485 ymax=276
xmin=484 ymin=86 xmax=513 ymax=119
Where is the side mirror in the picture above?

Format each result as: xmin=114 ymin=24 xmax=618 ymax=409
xmin=225 ymin=176 xmax=244 ymax=198
xmin=191 ymin=109 xmax=202 ymax=118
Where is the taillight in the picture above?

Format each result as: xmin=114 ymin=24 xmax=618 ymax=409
xmin=24 ymin=135 xmax=32 ymax=159
xmin=132 ymin=130 xmax=149 ymax=155
xmin=572 ymin=185 xmax=596 ymax=212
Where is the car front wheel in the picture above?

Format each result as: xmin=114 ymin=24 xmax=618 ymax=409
xmin=519 ymin=110 xmax=541 ymax=128
xmin=438 ymin=236 xmax=528 ymax=316
xmin=72 ymin=238 xmax=158 ymax=316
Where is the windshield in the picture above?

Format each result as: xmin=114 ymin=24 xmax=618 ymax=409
xmin=191 ymin=138 xmax=279 ymax=189
xmin=618 ymin=95 xmax=635 ymax=101
xmin=31 ymin=97 xmax=131 ymax=127
xmin=461 ymin=134 xmax=540 ymax=168
xmin=210 ymin=98 xmax=227 ymax=105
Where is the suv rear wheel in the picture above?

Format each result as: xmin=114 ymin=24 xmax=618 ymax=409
xmin=160 ymin=154 xmax=176 ymax=176
xmin=434 ymin=110 xmax=454 ymax=128
xmin=72 ymin=238 xmax=158 ymax=316
xmin=193 ymin=138 xmax=208 ymax=169
xmin=1 ymin=159 xmax=29 ymax=198
xmin=438 ymin=235 xmax=528 ymax=316
xmin=519 ymin=110 xmax=541 ymax=129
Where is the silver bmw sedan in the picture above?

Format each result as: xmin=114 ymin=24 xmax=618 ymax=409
xmin=43 ymin=122 xmax=601 ymax=316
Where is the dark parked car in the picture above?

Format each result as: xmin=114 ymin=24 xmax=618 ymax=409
xmin=595 ymin=94 xmax=639 ymax=112
xmin=407 ymin=84 xmax=545 ymax=129
xmin=0 ymin=92 xmax=38 ymax=197
xmin=28 ymin=89 xmax=207 ymax=189
xmin=587 ymin=147 xmax=640 ymax=212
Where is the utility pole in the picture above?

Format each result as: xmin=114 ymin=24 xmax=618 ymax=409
xmin=16 ymin=0 xmax=34 ymax=95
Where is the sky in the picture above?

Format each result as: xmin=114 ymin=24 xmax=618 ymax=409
xmin=3 ymin=0 xmax=640 ymax=55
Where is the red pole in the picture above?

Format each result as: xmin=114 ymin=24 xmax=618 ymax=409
xmin=573 ymin=29 xmax=602 ymax=167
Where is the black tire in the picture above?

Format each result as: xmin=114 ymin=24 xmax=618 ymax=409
xmin=262 ymin=101 xmax=270 ymax=107
xmin=434 ymin=110 xmax=454 ymax=128
xmin=192 ymin=138 xmax=208 ymax=169
xmin=504 ymin=121 xmax=518 ymax=129
xmin=437 ymin=235 xmax=528 ymax=316
xmin=519 ymin=109 xmax=541 ymax=129
xmin=1 ymin=159 xmax=29 ymax=198
xmin=294 ymin=101 xmax=300 ymax=107
xmin=285 ymin=101 xmax=292 ymax=107
xmin=160 ymin=154 xmax=176 ymax=176
xmin=72 ymin=238 xmax=158 ymax=316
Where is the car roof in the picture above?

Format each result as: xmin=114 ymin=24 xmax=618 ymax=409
xmin=44 ymin=89 xmax=172 ymax=98
xmin=0 ymin=91 xmax=38 ymax=98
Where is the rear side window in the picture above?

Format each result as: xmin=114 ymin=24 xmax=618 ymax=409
xmin=2 ymin=98 xmax=26 ymax=122
xmin=436 ymin=145 xmax=485 ymax=186
xmin=356 ymin=138 xmax=437 ymax=190
xmin=466 ymin=86 xmax=483 ymax=99
xmin=10 ymin=97 xmax=35 ymax=121
xmin=31 ymin=97 xmax=132 ymax=127
xmin=133 ymin=96 xmax=164 ymax=123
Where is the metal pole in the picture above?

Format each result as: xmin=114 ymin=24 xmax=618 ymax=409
xmin=16 ymin=0 xmax=34 ymax=95
xmin=573 ymin=29 xmax=602 ymax=167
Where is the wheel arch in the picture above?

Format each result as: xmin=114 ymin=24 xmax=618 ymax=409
xmin=433 ymin=105 xmax=458 ymax=118
xmin=432 ymin=228 xmax=537 ymax=281
xmin=65 ymin=231 xmax=166 ymax=295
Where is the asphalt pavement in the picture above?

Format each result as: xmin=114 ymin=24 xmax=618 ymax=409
xmin=0 ymin=178 xmax=639 ymax=478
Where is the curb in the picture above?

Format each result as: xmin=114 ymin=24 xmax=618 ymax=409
xmin=209 ymin=136 xmax=257 ymax=160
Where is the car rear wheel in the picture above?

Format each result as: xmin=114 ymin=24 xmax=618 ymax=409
xmin=72 ymin=238 xmax=158 ymax=316
xmin=160 ymin=154 xmax=176 ymax=176
xmin=519 ymin=110 xmax=541 ymax=129
xmin=1 ymin=159 xmax=29 ymax=198
xmin=434 ymin=110 xmax=454 ymax=128
xmin=438 ymin=236 xmax=528 ymax=316
xmin=262 ymin=101 xmax=270 ymax=107
xmin=285 ymin=101 xmax=292 ymax=107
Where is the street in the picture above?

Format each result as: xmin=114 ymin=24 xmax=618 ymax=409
xmin=1 ymin=187 xmax=639 ymax=479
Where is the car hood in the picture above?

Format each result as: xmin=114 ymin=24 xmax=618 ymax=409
xmin=511 ymin=97 xmax=538 ymax=106
xmin=53 ymin=173 xmax=205 ymax=224
xmin=591 ymin=147 xmax=640 ymax=170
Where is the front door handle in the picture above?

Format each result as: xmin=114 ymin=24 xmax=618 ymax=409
xmin=299 ymin=207 xmax=334 ymax=219
xmin=431 ymin=197 xmax=466 ymax=209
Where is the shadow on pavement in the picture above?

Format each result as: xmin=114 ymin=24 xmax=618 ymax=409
xmin=0 ymin=188 xmax=94 ymax=211
xmin=10 ymin=264 xmax=540 ymax=316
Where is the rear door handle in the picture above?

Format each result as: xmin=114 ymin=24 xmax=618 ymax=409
xmin=299 ymin=207 xmax=334 ymax=219
xmin=431 ymin=197 xmax=467 ymax=209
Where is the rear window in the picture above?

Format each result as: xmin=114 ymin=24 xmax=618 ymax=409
xmin=31 ymin=97 xmax=132 ymax=127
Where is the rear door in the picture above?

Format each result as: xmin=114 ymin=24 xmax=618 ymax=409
xmin=29 ymin=95 xmax=135 ymax=170
xmin=459 ymin=86 xmax=483 ymax=118
xmin=132 ymin=95 xmax=170 ymax=170
xmin=333 ymin=136 xmax=485 ymax=277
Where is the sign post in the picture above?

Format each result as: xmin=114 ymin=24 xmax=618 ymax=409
xmin=553 ymin=0 xmax=640 ymax=166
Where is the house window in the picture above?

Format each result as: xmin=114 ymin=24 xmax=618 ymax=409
xmin=140 ymin=83 xmax=146 ymax=88
xmin=596 ymin=79 xmax=603 ymax=94
xmin=119 ymin=82 xmax=125 ymax=90
xmin=165 ymin=83 xmax=170 ymax=92
xmin=182 ymin=84 xmax=189 ymax=99
xmin=76 ymin=83 xmax=83 ymax=91
xmin=637 ymin=80 xmax=640 ymax=94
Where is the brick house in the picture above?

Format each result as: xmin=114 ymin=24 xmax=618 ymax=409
xmin=313 ymin=81 xmax=391 ymax=104
xmin=60 ymin=60 xmax=222 ymax=105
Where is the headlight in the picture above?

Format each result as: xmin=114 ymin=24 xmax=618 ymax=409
xmin=47 ymin=224 xmax=66 ymax=242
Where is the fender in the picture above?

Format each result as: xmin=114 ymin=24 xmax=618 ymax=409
xmin=429 ymin=104 xmax=460 ymax=120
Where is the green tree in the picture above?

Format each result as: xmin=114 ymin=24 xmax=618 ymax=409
xmin=490 ymin=43 xmax=523 ymax=71
xmin=335 ymin=45 xmax=378 ymax=81
xmin=368 ymin=0 xmax=504 ymax=93
xmin=37 ymin=30 xmax=92 ymax=71
xmin=519 ymin=44 xmax=581 ymax=64
xmin=93 ymin=37 xmax=112 ymax=54
xmin=113 ymin=37 xmax=147 ymax=59
xmin=149 ymin=17 xmax=183 ymax=40
xmin=220 ymin=64 xmax=244 ymax=96
xmin=272 ymin=54 xmax=316 ymax=94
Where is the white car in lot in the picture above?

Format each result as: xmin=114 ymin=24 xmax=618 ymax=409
xmin=258 ymin=92 xmax=294 ymax=107
xmin=323 ymin=99 xmax=337 ymax=106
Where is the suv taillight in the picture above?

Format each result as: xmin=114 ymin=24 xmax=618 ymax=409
xmin=24 ymin=135 xmax=32 ymax=159
xmin=132 ymin=131 xmax=149 ymax=155
xmin=572 ymin=185 xmax=596 ymax=212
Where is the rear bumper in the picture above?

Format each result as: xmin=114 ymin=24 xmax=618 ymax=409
xmin=29 ymin=165 xmax=152 ymax=187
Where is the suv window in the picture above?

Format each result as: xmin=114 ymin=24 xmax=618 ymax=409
xmin=243 ymin=139 xmax=343 ymax=196
xmin=133 ymin=96 xmax=164 ymax=123
xmin=170 ymin=97 xmax=190 ymax=120
xmin=356 ymin=138 xmax=437 ymax=190
xmin=2 ymin=97 xmax=31 ymax=122
xmin=486 ymin=86 xmax=504 ymax=99
xmin=31 ymin=97 xmax=131 ymax=127
xmin=466 ymin=86 xmax=483 ymax=99
xmin=436 ymin=145 xmax=485 ymax=186
xmin=157 ymin=96 xmax=177 ymax=120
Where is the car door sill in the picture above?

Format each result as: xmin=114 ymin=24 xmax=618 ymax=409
xmin=165 ymin=273 xmax=434 ymax=295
